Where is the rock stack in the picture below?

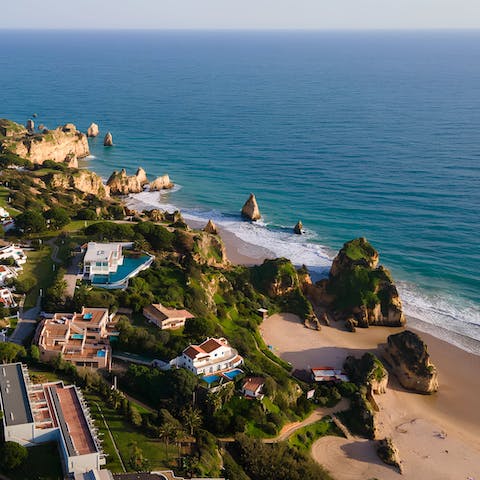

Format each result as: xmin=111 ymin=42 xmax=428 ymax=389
xmin=204 ymin=219 xmax=218 ymax=235
xmin=149 ymin=174 xmax=173 ymax=191
xmin=294 ymin=220 xmax=303 ymax=234
xmin=241 ymin=193 xmax=261 ymax=221
xmin=87 ymin=123 xmax=99 ymax=137
xmin=103 ymin=132 xmax=113 ymax=146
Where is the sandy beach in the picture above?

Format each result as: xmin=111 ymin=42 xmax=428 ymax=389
xmin=218 ymin=225 xmax=480 ymax=480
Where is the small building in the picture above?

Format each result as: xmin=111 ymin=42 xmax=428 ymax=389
xmin=0 ymin=264 xmax=18 ymax=285
xmin=311 ymin=366 xmax=349 ymax=383
xmin=83 ymin=242 xmax=125 ymax=279
xmin=175 ymin=337 xmax=243 ymax=376
xmin=143 ymin=304 xmax=194 ymax=330
xmin=0 ymin=287 xmax=16 ymax=308
xmin=0 ymin=363 xmax=105 ymax=475
xmin=82 ymin=242 xmax=153 ymax=289
xmin=0 ymin=244 xmax=26 ymax=266
xmin=34 ymin=307 xmax=112 ymax=370
xmin=242 ymin=377 xmax=265 ymax=399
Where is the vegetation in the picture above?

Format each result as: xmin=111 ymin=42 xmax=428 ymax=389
xmin=288 ymin=417 xmax=342 ymax=452
xmin=0 ymin=342 xmax=26 ymax=363
xmin=0 ymin=441 xmax=28 ymax=471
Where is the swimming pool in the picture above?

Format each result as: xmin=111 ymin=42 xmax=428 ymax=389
xmin=202 ymin=375 xmax=221 ymax=385
xmin=91 ymin=255 xmax=153 ymax=288
xmin=71 ymin=334 xmax=84 ymax=340
xmin=223 ymin=369 xmax=243 ymax=380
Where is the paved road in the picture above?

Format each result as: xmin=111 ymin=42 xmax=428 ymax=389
xmin=9 ymin=296 xmax=41 ymax=345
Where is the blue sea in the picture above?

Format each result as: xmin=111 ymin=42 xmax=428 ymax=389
xmin=1 ymin=30 xmax=479 ymax=352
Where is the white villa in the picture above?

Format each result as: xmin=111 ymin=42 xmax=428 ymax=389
xmin=175 ymin=337 xmax=243 ymax=376
xmin=0 ymin=287 xmax=16 ymax=308
xmin=0 ymin=243 xmax=26 ymax=266
xmin=83 ymin=242 xmax=125 ymax=279
xmin=0 ymin=264 xmax=18 ymax=285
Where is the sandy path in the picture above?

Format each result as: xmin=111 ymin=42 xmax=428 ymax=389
xmin=261 ymin=313 xmax=480 ymax=480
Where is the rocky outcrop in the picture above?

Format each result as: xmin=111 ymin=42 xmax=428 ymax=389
xmin=382 ymin=330 xmax=439 ymax=394
xmin=241 ymin=193 xmax=261 ymax=221
xmin=149 ymin=174 xmax=173 ymax=191
xmin=204 ymin=219 xmax=218 ymax=235
xmin=144 ymin=209 xmax=184 ymax=225
xmin=377 ymin=438 xmax=402 ymax=473
xmin=344 ymin=352 xmax=389 ymax=395
xmin=87 ymin=122 xmax=99 ymax=137
xmin=293 ymin=220 xmax=303 ymax=234
xmin=0 ymin=121 xmax=89 ymax=165
xmin=310 ymin=238 xmax=405 ymax=329
xmin=0 ymin=119 xmax=27 ymax=137
xmin=107 ymin=167 xmax=148 ymax=195
xmin=192 ymin=231 xmax=229 ymax=267
xmin=103 ymin=132 xmax=113 ymax=146
xmin=26 ymin=119 xmax=35 ymax=132
xmin=50 ymin=170 xmax=110 ymax=199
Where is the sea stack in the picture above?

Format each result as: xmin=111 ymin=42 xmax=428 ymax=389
xmin=383 ymin=330 xmax=439 ymax=394
xmin=241 ymin=193 xmax=261 ymax=221
xmin=149 ymin=174 xmax=173 ymax=191
xmin=87 ymin=122 xmax=99 ymax=137
xmin=103 ymin=132 xmax=113 ymax=146
xmin=204 ymin=219 xmax=218 ymax=235
xmin=294 ymin=220 xmax=303 ymax=234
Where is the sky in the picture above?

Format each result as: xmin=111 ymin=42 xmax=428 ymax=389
xmin=1 ymin=0 xmax=480 ymax=30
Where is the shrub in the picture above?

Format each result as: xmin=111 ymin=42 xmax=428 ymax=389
xmin=0 ymin=442 xmax=28 ymax=470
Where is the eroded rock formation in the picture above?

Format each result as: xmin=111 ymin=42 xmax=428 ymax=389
xmin=0 ymin=120 xmax=89 ymax=165
xmin=204 ymin=219 xmax=218 ymax=235
xmin=294 ymin=220 xmax=303 ymax=234
xmin=149 ymin=174 xmax=173 ymax=191
xmin=241 ymin=193 xmax=261 ymax=221
xmin=103 ymin=132 xmax=113 ymax=146
xmin=306 ymin=238 xmax=405 ymax=329
xmin=50 ymin=170 xmax=110 ymax=199
xmin=383 ymin=330 xmax=439 ymax=394
xmin=87 ymin=123 xmax=99 ymax=137
xmin=107 ymin=167 xmax=148 ymax=195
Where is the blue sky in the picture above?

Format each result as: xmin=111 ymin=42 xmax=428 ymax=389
xmin=1 ymin=0 xmax=480 ymax=30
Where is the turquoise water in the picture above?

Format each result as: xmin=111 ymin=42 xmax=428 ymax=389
xmin=223 ymin=369 xmax=244 ymax=380
xmin=202 ymin=375 xmax=221 ymax=385
xmin=91 ymin=255 xmax=151 ymax=286
xmin=71 ymin=334 xmax=84 ymax=340
xmin=1 ymin=31 xmax=479 ymax=351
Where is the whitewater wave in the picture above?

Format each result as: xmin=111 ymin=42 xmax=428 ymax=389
xmin=127 ymin=190 xmax=480 ymax=355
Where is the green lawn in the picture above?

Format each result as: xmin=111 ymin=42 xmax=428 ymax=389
xmin=18 ymin=247 xmax=54 ymax=309
xmin=288 ymin=417 xmax=342 ymax=452
xmin=1 ymin=442 xmax=63 ymax=480
xmin=85 ymin=392 xmax=179 ymax=473
xmin=0 ymin=186 xmax=21 ymax=216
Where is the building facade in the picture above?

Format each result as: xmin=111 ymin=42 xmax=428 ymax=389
xmin=176 ymin=338 xmax=243 ymax=375
xmin=0 ymin=363 xmax=105 ymax=475
xmin=35 ymin=307 xmax=112 ymax=370
xmin=143 ymin=304 xmax=194 ymax=330
xmin=83 ymin=243 xmax=124 ymax=279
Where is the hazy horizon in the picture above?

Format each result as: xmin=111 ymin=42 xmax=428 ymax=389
xmin=1 ymin=0 xmax=480 ymax=30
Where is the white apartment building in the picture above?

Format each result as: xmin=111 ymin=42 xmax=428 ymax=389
xmin=83 ymin=243 xmax=125 ymax=279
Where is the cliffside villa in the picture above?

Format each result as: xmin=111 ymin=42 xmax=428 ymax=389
xmin=143 ymin=303 xmax=194 ymax=330
xmin=0 ymin=243 xmax=26 ymax=266
xmin=82 ymin=242 xmax=153 ymax=289
xmin=174 ymin=337 xmax=243 ymax=375
xmin=242 ymin=377 xmax=265 ymax=399
xmin=0 ymin=363 xmax=105 ymax=475
xmin=34 ymin=307 xmax=113 ymax=370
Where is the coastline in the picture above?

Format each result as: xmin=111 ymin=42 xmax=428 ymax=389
xmin=211 ymin=219 xmax=480 ymax=478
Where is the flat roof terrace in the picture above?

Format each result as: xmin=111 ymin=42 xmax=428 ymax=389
xmin=49 ymin=385 xmax=97 ymax=456
xmin=0 ymin=363 xmax=33 ymax=426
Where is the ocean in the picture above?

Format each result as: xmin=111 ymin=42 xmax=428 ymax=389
xmin=1 ymin=30 xmax=479 ymax=352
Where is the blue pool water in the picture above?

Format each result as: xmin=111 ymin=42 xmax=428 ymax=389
xmin=91 ymin=255 xmax=151 ymax=285
xmin=71 ymin=334 xmax=84 ymax=340
xmin=223 ymin=369 xmax=243 ymax=380
xmin=97 ymin=350 xmax=106 ymax=357
xmin=202 ymin=375 xmax=220 ymax=385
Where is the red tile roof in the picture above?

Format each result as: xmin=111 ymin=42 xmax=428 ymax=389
xmin=200 ymin=338 xmax=224 ymax=353
xmin=243 ymin=377 xmax=265 ymax=392
xmin=183 ymin=345 xmax=204 ymax=360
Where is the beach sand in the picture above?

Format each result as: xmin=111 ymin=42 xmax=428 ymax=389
xmin=216 ymin=225 xmax=480 ymax=480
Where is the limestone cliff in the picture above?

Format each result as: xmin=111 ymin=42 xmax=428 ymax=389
xmin=382 ymin=330 xmax=439 ymax=394
xmin=50 ymin=170 xmax=110 ymax=199
xmin=149 ymin=174 xmax=173 ymax=191
xmin=192 ymin=231 xmax=229 ymax=268
xmin=344 ymin=352 xmax=389 ymax=395
xmin=0 ymin=121 xmax=89 ymax=165
xmin=309 ymin=238 xmax=405 ymax=329
xmin=107 ymin=167 xmax=148 ymax=195
xmin=204 ymin=219 xmax=218 ymax=235
xmin=241 ymin=193 xmax=261 ymax=221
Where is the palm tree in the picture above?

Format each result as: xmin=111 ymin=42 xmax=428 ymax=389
xmin=181 ymin=407 xmax=202 ymax=436
xmin=158 ymin=421 xmax=176 ymax=460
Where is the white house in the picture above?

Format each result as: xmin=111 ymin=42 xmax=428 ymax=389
xmin=176 ymin=337 xmax=243 ymax=376
xmin=0 ymin=265 xmax=18 ymax=285
xmin=83 ymin=242 xmax=125 ymax=279
xmin=311 ymin=367 xmax=349 ymax=382
xmin=0 ymin=287 xmax=16 ymax=308
xmin=242 ymin=377 xmax=265 ymax=399
xmin=0 ymin=244 xmax=26 ymax=266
